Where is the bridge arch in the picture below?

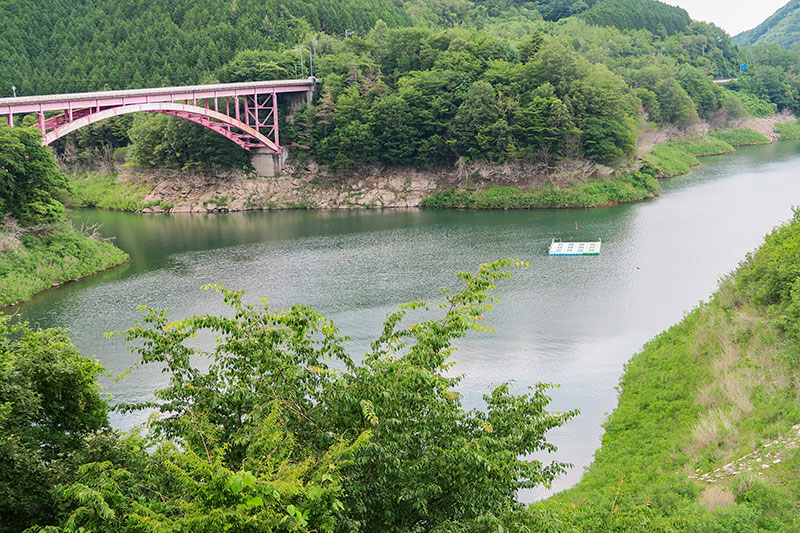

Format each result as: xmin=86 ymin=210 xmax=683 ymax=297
xmin=43 ymin=102 xmax=281 ymax=153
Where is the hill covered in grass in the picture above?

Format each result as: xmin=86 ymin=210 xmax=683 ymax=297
xmin=528 ymin=208 xmax=800 ymax=530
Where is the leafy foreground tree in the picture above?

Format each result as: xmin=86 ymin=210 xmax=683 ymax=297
xmin=42 ymin=259 xmax=577 ymax=532
xmin=0 ymin=315 xmax=111 ymax=533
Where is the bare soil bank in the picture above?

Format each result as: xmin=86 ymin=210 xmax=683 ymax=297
xmin=635 ymin=112 xmax=795 ymax=157
xmin=129 ymin=159 xmax=615 ymax=213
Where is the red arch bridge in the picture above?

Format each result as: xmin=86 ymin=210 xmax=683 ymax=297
xmin=0 ymin=79 xmax=315 ymax=176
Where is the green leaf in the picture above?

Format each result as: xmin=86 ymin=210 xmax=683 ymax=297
xmin=245 ymin=495 xmax=263 ymax=508
xmin=230 ymin=471 xmax=255 ymax=494
xmin=230 ymin=474 xmax=244 ymax=495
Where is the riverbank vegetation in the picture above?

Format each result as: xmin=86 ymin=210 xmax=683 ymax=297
xmin=535 ymin=208 xmax=800 ymax=530
xmin=0 ymin=126 xmax=128 ymax=307
xmin=642 ymin=142 xmax=701 ymax=177
xmin=67 ymin=172 xmax=154 ymax=211
xmin=709 ymin=127 xmax=772 ymax=146
xmin=0 ymin=221 xmax=128 ymax=308
xmin=642 ymin=134 xmax=734 ymax=177
xmin=1 ymin=259 xmax=582 ymax=532
xmin=421 ymin=167 xmax=659 ymax=208
xmin=774 ymin=119 xmax=800 ymax=140
xmin=640 ymin=125 xmax=785 ymax=179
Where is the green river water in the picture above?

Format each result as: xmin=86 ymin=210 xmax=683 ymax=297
xmin=15 ymin=141 xmax=800 ymax=500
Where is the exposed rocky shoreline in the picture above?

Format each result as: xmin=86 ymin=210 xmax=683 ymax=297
xmin=127 ymin=158 xmax=614 ymax=213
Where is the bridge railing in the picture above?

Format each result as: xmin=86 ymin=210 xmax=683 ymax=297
xmin=0 ymin=79 xmax=315 ymax=153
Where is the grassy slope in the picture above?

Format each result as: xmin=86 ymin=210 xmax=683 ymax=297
xmin=0 ymin=226 xmax=129 ymax=307
xmin=774 ymin=121 xmax=800 ymax=140
xmin=532 ymin=210 xmax=800 ymax=531
xmin=67 ymin=173 xmax=154 ymax=211
xmin=642 ymin=135 xmax=735 ymax=178
xmin=709 ymin=128 xmax=772 ymax=147
xmin=420 ymin=170 xmax=661 ymax=209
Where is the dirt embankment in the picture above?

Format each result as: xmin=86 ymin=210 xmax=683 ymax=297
xmin=736 ymin=112 xmax=796 ymax=141
xmin=128 ymin=158 xmax=612 ymax=214
xmin=636 ymin=112 xmax=796 ymax=157
xmin=137 ymin=166 xmax=438 ymax=213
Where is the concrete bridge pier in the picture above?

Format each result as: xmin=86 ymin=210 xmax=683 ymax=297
xmin=251 ymin=148 xmax=288 ymax=177
xmin=285 ymin=84 xmax=316 ymax=124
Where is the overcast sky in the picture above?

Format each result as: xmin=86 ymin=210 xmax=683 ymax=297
xmin=665 ymin=0 xmax=789 ymax=36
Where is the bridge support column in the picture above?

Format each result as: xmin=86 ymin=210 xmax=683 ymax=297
xmin=250 ymin=148 xmax=288 ymax=177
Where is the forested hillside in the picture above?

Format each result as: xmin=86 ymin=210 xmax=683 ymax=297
xmin=733 ymin=0 xmax=800 ymax=49
xmin=476 ymin=0 xmax=690 ymax=33
xmin=0 ymin=0 xmax=411 ymax=95
xmin=2 ymin=0 xmax=694 ymax=96
xmin=580 ymin=0 xmax=690 ymax=33
xmin=3 ymin=0 xmax=799 ymax=176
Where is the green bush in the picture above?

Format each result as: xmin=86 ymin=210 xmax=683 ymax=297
xmin=44 ymin=261 xmax=577 ymax=531
xmin=68 ymin=173 xmax=154 ymax=211
xmin=0 ymin=315 xmax=110 ymax=532
xmin=737 ymin=92 xmax=779 ymax=118
xmin=0 ymin=126 xmax=69 ymax=226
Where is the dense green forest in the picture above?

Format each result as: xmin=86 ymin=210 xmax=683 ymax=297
xmin=733 ymin=0 xmax=800 ymax=49
xmin=5 ymin=0 xmax=799 ymax=175
xmin=1 ymin=0 xmax=693 ymax=96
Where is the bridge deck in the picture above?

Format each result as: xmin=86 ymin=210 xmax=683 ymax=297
xmin=0 ymin=79 xmax=314 ymax=114
xmin=1 ymin=78 xmax=316 ymax=159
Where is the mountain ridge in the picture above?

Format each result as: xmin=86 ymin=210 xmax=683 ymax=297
xmin=733 ymin=0 xmax=800 ymax=48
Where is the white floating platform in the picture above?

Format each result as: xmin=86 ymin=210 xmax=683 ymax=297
xmin=548 ymin=238 xmax=601 ymax=256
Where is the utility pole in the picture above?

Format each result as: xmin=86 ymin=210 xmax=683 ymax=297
xmin=310 ymin=40 xmax=317 ymax=78
xmin=345 ymin=29 xmax=354 ymax=39
xmin=11 ymin=86 xmax=16 ymax=98
xmin=296 ymin=47 xmax=305 ymax=77
xmin=297 ymin=45 xmax=314 ymax=79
